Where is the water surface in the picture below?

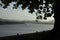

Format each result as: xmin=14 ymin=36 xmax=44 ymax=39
xmin=0 ymin=23 xmax=54 ymax=37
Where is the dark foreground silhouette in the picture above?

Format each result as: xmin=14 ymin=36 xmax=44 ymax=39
xmin=0 ymin=30 xmax=57 ymax=40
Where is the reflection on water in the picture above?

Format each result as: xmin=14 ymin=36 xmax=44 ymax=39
xmin=0 ymin=23 xmax=54 ymax=37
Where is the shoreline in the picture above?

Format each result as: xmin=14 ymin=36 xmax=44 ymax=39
xmin=0 ymin=22 xmax=54 ymax=25
xmin=0 ymin=30 xmax=51 ymax=40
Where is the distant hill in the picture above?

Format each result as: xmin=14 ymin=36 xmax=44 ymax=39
xmin=0 ymin=18 xmax=25 ymax=25
xmin=0 ymin=18 xmax=54 ymax=25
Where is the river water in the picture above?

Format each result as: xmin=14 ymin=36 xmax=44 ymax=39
xmin=0 ymin=23 xmax=54 ymax=37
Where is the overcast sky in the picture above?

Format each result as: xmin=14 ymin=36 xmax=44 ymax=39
xmin=0 ymin=2 xmax=54 ymax=22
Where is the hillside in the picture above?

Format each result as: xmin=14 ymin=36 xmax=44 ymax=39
xmin=0 ymin=18 xmax=54 ymax=25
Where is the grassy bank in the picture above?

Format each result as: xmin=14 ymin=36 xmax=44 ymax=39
xmin=0 ymin=30 xmax=52 ymax=40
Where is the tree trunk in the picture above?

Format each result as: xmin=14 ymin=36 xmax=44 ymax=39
xmin=44 ymin=1 xmax=60 ymax=40
xmin=49 ymin=0 xmax=60 ymax=39
xmin=52 ymin=0 xmax=60 ymax=35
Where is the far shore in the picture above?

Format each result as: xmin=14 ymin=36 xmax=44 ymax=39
xmin=0 ymin=21 xmax=54 ymax=25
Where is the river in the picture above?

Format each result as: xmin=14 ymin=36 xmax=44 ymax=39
xmin=0 ymin=23 xmax=54 ymax=37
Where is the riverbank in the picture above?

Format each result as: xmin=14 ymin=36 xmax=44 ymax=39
xmin=0 ymin=30 xmax=51 ymax=40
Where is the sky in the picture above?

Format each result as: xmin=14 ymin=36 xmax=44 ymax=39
xmin=0 ymin=2 xmax=54 ymax=22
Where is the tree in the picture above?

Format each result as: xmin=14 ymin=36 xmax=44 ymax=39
xmin=0 ymin=0 xmax=58 ymax=40
xmin=0 ymin=0 xmax=54 ymax=20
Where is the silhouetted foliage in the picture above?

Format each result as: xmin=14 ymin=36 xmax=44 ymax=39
xmin=0 ymin=3 xmax=2 ymax=6
xmin=0 ymin=0 xmax=54 ymax=20
xmin=36 ymin=15 xmax=42 ymax=19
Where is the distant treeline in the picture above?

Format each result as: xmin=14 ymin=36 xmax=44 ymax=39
xmin=0 ymin=21 xmax=25 ymax=25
